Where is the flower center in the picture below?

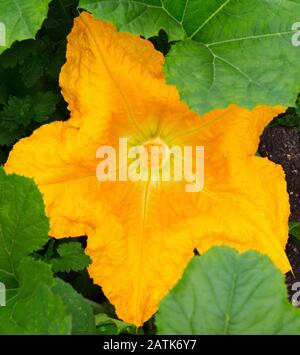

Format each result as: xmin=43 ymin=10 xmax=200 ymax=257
xmin=140 ymin=137 xmax=170 ymax=170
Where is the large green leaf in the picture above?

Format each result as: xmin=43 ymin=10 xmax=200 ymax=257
xmin=53 ymin=278 xmax=96 ymax=335
xmin=0 ymin=0 xmax=51 ymax=54
xmin=0 ymin=258 xmax=71 ymax=335
xmin=0 ymin=171 xmax=95 ymax=334
xmin=79 ymin=0 xmax=300 ymax=114
xmin=0 ymin=171 xmax=70 ymax=334
xmin=78 ymin=0 xmax=185 ymax=40
xmin=0 ymin=171 xmax=49 ymax=286
xmin=156 ymin=246 xmax=300 ymax=335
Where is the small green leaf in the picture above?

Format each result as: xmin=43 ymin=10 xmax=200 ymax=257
xmin=270 ymin=108 xmax=300 ymax=129
xmin=95 ymin=313 xmax=136 ymax=335
xmin=21 ymin=56 xmax=44 ymax=88
xmin=0 ymin=92 xmax=59 ymax=145
xmin=51 ymin=242 xmax=92 ymax=273
xmin=32 ymin=92 xmax=59 ymax=122
xmin=0 ymin=127 xmax=23 ymax=146
xmin=0 ymin=96 xmax=33 ymax=145
xmin=0 ymin=84 xmax=8 ymax=104
xmin=0 ymin=46 xmax=18 ymax=68
xmin=0 ymin=0 xmax=52 ymax=54
xmin=0 ymin=95 xmax=32 ymax=126
xmin=289 ymin=221 xmax=300 ymax=241
xmin=156 ymin=246 xmax=300 ymax=335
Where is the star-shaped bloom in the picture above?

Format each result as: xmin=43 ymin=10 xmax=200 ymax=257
xmin=5 ymin=13 xmax=291 ymax=326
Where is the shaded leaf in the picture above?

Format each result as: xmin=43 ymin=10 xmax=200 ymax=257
xmin=21 ymin=56 xmax=44 ymax=88
xmin=290 ymin=221 xmax=300 ymax=241
xmin=0 ymin=92 xmax=59 ymax=145
xmin=32 ymin=91 xmax=59 ymax=122
xmin=51 ymin=242 xmax=91 ymax=273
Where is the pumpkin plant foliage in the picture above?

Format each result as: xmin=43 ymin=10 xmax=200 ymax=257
xmin=290 ymin=221 xmax=300 ymax=241
xmin=4 ymin=12 xmax=292 ymax=326
xmin=79 ymin=0 xmax=300 ymax=114
xmin=50 ymin=241 xmax=92 ymax=273
xmin=0 ymin=0 xmax=52 ymax=54
xmin=156 ymin=247 xmax=300 ymax=335
xmin=0 ymin=0 xmax=79 ymax=158
xmin=0 ymin=169 xmax=96 ymax=335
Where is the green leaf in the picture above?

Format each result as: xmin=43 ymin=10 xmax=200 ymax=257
xmin=0 ymin=95 xmax=32 ymax=126
xmin=0 ymin=127 xmax=23 ymax=146
xmin=0 ymin=84 xmax=8 ymax=104
xmin=0 ymin=0 xmax=52 ymax=54
xmin=156 ymin=246 xmax=300 ymax=335
xmin=270 ymin=108 xmax=300 ymax=129
xmin=0 ymin=172 xmax=96 ymax=334
xmin=0 ymin=172 xmax=49 ymax=279
xmin=21 ymin=55 xmax=44 ymax=88
xmin=78 ymin=0 xmax=185 ymax=41
xmin=0 ymin=172 xmax=70 ymax=334
xmin=95 ymin=313 xmax=136 ymax=335
xmin=80 ymin=0 xmax=300 ymax=114
xmin=0 ymin=258 xmax=71 ymax=335
xmin=289 ymin=221 xmax=300 ymax=241
xmin=296 ymin=98 xmax=300 ymax=117
xmin=0 ymin=40 xmax=38 ymax=69
xmin=96 ymin=323 xmax=119 ymax=335
xmin=0 ymin=96 xmax=33 ymax=145
xmin=0 ymin=1 xmax=78 ymax=149
xmin=51 ymin=241 xmax=92 ymax=273
xmin=32 ymin=92 xmax=59 ymax=122
xmin=0 ymin=92 xmax=59 ymax=145
xmin=53 ymin=278 xmax=96 ymax=335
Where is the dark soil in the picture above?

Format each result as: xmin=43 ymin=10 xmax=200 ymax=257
xmin=259 ymin=126 xmax=300 ymax=297
xmin=259 ymin=126 xmax=300 ymax=221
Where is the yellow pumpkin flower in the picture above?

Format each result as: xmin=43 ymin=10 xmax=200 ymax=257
xmin=4 ymin=12 xmax=291 ymax=326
